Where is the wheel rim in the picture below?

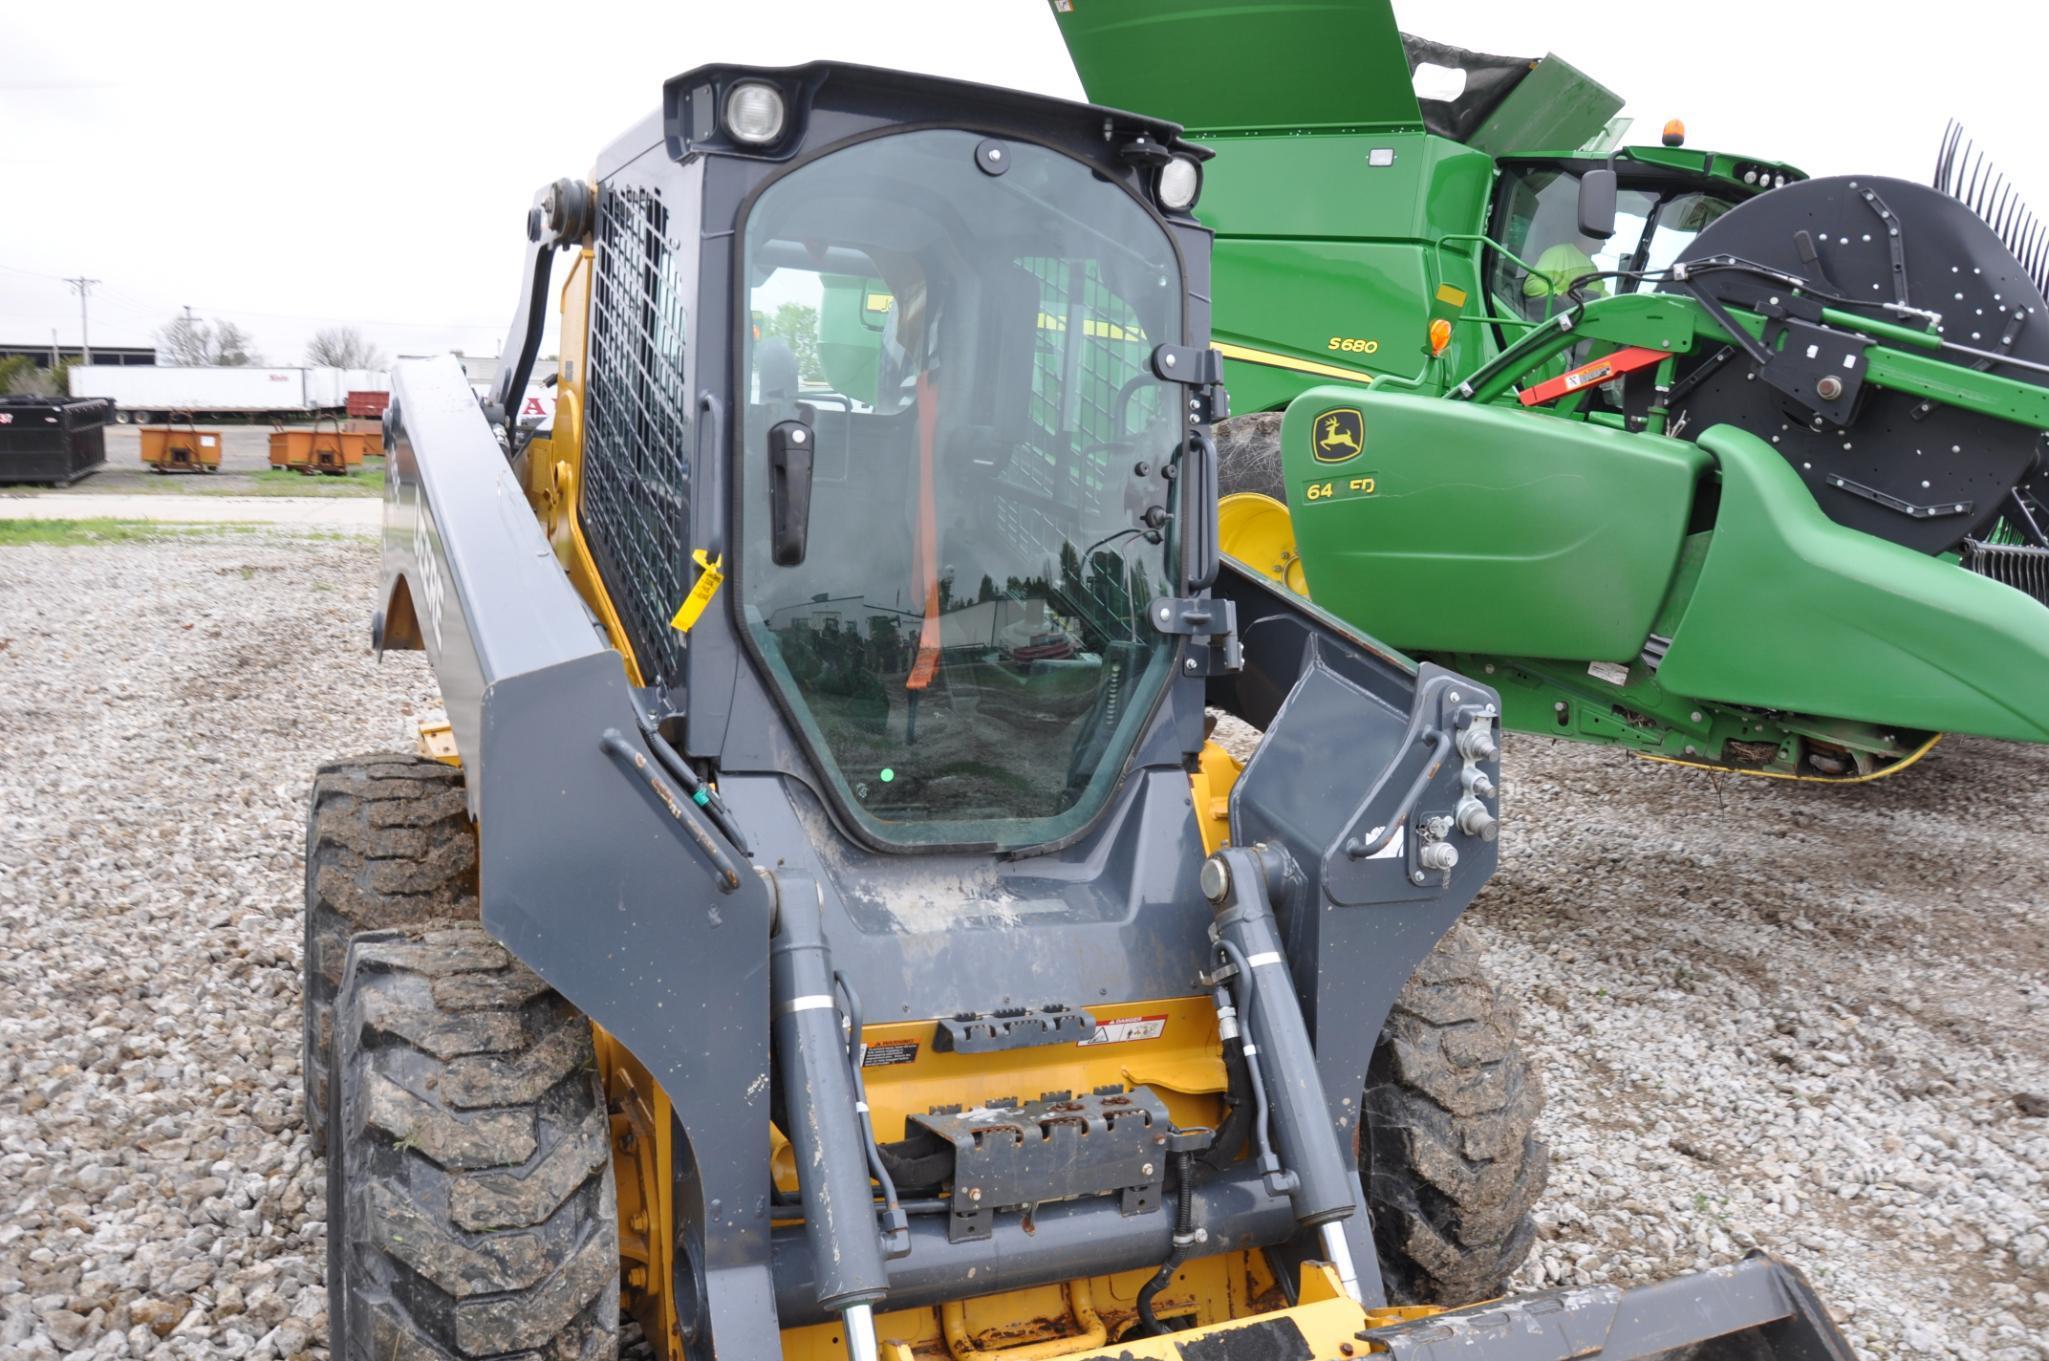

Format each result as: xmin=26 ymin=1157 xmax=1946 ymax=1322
xmin=1218 ymin=492 xmax=1308 ymax=594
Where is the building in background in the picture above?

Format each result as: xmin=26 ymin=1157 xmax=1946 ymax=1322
xmin=0 ymin=342 xmax=155 ymax=367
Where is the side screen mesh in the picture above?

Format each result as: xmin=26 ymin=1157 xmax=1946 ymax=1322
xmin=582 ymin=185 xmax=693 ymax=688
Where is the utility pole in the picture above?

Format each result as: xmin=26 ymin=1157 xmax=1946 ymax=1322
xmin=49 ymin=329 xmax=58 ymax=367
xmin=65 ymin=277 xmax=99 ymax=364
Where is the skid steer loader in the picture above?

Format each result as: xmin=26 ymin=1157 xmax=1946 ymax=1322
xmin=1054 ymin=0 xmax=2049 ymax=782
xmin=304 ymin=60 xmax=1855 ymax=1361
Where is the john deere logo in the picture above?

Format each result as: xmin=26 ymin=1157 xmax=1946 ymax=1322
xmin=1312 ymin=407 xmax=1363 ymax=463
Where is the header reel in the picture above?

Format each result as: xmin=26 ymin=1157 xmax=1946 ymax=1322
xmin=1657 ymin=173 xmax=2049 ymax=555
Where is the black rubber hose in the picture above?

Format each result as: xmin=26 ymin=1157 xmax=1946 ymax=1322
xmin=837 ymin=972 xmax=909 ymax=1255
xmin=1134 ymin=1147 xmax=1198 ymax=1336
xmin=625 ymin=688 xmax=753 ymax=855
xmin=1198 ymin=1031 xmax=1253 ymax=1175
xmin=1214 ymin=941 xmax=1288 ymax=1191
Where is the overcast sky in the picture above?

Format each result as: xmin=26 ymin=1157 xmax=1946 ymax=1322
xmin=5 ymin=0 xmax=2044 ymax=368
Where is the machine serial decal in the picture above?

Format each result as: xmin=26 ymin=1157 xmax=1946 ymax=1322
xmin=1077 ymin=1015 xmax=1167 ymax=1046
xmin=1311 ymin=408 xmax=1364 ymax=464
xmin=1303 ymin=475 xmax=1377 ymax=503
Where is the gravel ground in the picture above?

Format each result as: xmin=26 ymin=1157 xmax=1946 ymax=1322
xmin=2 ymin=535 xmax=2044 ymax=1359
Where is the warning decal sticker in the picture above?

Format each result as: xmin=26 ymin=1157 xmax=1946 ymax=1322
xmin=1077 ymin=1015 xmax=1167 ymax=1047
xmin=862 ymin=1039 xmax=920 ymax=1068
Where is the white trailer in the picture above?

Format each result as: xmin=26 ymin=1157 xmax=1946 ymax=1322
xmin=68 ymin=366 xmax=392 ymax=422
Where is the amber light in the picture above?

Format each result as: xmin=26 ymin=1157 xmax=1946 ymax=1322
xmin=1662 ymin=119 xmax=1686 ymax=147
xmin=1428 ymin=318 xmax=1453 ymax=356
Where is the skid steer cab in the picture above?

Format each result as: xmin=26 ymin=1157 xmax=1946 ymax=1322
xmin=309 ymin=60 xmax=1853 ymax=1361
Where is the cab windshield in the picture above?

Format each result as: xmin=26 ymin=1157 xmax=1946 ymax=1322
xmin=1490 ymin=164 xmax=1736 ymax=323
xmin=738 ymin=130 xmax=1184 ymax=850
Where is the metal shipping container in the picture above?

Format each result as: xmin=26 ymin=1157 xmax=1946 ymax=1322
xmin=0 ymin=395 xmax=113 ymax=484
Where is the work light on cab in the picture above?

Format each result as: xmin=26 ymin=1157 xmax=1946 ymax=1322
xmin=725 ymin=80 xmax=786 ymax=145
xmin=1158 ymin=154 xmax=1201 ymax=211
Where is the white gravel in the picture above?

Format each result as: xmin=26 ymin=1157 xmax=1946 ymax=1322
xmin=1485 ymin=732 xmax=2049 ymax=1360
xmin=1 ymin=534 xmax=2043 ymax=1359
xmin=0 ymin=535 xmax=435 ymax=1360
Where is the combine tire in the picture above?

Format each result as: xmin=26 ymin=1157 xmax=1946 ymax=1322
xmin=1215 ymin=412 xmax=1286 ymax=503
xmin=303 ymin=752 xmax=478 ymax=1155
xmin=327 ymin=925 xmax=619 ymax=1361
xmin=1363 ymin=924 xmax=1548 ymax=1304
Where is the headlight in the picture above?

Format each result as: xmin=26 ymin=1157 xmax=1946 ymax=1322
xmin=1155 ymin=156 xmax=1196 ymax=213
xmin=1158 ymin=156 xmax=1201 ymax=212
xmin=724 ymin=82 xmax=786 ymax=146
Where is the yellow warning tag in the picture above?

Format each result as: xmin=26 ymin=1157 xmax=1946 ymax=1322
xmin=669 ymin=550 xmax=725 ymax=633
xmin=1435 ymin=283 xmax=1468 ymax=308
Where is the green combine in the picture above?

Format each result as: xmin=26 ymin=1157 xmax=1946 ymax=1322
xmin=1054 ymin=0 xmax=2049 ymax=780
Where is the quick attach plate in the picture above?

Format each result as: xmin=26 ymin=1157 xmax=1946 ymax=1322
xmin=933 ymin=1005 xmax=1096 ymax=1054
xmin=910 ymin=1085 xmax=1170 ymax=1243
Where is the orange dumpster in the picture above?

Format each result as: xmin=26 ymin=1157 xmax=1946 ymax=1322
xmin=268 ymin=425 xmax=376 ymax=475
xmin=139 ymin=425 xmax=222 ymax=473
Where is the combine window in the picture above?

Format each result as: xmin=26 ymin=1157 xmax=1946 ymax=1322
xmin=1489 ymin=166 xmax=1736 ymax=327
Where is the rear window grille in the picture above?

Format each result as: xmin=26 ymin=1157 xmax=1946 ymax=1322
xmin=582 ymin=185 xmax=693 ymax=689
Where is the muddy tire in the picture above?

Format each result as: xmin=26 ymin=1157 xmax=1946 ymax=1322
xmin=1215 ymin=411 xmax=1286 ymax=504
xmin=327 ymin=925 xmax=619 ymax=1361
xmin=303 ymin=752 xmax=479 ymax=1156
xmin=1363 ymin=924 xmax=1548 ymax=1305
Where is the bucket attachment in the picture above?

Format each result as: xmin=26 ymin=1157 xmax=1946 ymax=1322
xmin=1359 ymin=1253 xmax=1853 ymax=1360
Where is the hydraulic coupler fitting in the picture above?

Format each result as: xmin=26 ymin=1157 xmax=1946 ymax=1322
xmin=769 ymin=872 xmax=889 ymax=1350
xmin=1201 ymin=846 xmax=1356 ymax=1233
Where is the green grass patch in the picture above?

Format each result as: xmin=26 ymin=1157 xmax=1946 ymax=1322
xmin=0 ymin=518 xmax=362 ymax=547
xmin=196 ymin=467 xmax=386 ymax=497
xmin=0 ymin=518 xmax=260 ymax=546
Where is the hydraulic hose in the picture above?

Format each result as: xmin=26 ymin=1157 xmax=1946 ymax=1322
xmin=837 ymin=971 xmax=910 ymax=1256
xmin=1213 ymin=942 xmax=1293 ymax=1196
xmin=1134 ymin=1140 xmax=1204 ymax=1336
xmin=625 ymin=688 xmax=752 ymax=855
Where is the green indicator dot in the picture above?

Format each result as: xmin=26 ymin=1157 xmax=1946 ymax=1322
xmin=879 ymin=768 xmax=896 ymax=783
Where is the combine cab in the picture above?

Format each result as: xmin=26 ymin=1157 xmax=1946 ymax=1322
xmin=1056 ymin=0 xmax=2049 ymax=781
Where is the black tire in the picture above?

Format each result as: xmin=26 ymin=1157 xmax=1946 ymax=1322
xmin=327 ymin=924 xmax=619 ymax=1361
xmin=1363 ymin=924 xmax=1548 ymax=1305
xmin=1215 ymin=411 xmax=1286 ymax=504
xmin=303 ymin=752 xmax=479 ymax=1156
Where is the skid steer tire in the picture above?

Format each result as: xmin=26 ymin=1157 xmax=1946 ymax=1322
xmin=303 ymin=752 xmax=479 ymax=1157
xmin=1363 ymin=924 xmax=1549 ymax=1305
xmin=327 ymin=924 xmax=619 ymax=1361
xmin=1215 ymin=412 xmax=1287 ymax=504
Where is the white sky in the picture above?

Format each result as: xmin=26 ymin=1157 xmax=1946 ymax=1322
xmin=5 ymin=0 xmax=2043 ymax=367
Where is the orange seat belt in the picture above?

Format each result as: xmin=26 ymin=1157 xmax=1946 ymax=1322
xmin=907 ymin=372 xmax=942 ymax=691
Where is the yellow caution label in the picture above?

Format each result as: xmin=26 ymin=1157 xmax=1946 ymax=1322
xmin=1435 ymin=283 xmax=1468 ymax=307
xmin=669 ymin=550 xmax=725 ymax=633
